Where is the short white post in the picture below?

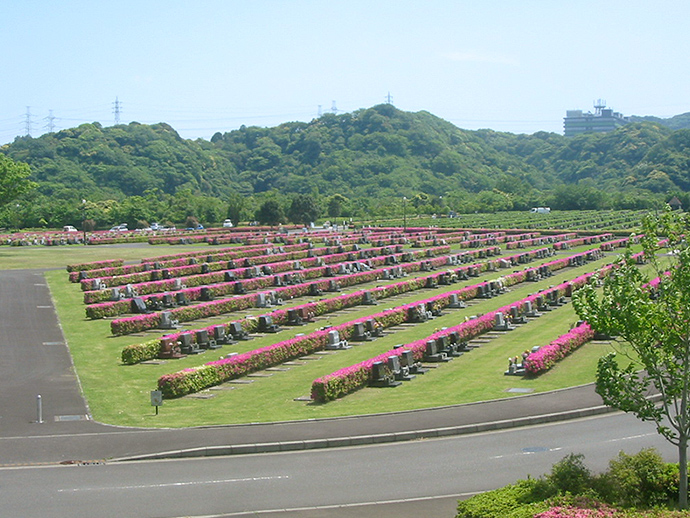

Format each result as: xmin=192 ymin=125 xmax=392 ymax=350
xmin=37 ymin=394 xmax=44 ymax=424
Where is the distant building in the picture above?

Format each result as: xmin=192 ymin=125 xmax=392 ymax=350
xmin=563 ymin=100 xmax=629 ymax=137
xmin=668 ymin=196 xmax=683 ymax=211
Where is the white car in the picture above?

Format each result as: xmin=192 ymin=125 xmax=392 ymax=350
xmin=222 ymin=219 xmax=233 ymax=228
xmin=63 ymin=225 xmax=78 ymax=232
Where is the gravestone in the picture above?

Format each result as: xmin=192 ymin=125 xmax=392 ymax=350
xmin=351 ymin=322 xmax=371 ymax=341
xmin=326 ymin=329 xmax=350 ymax=350
xmin=172 ymin=279 xmax=184 ymax=291
xmin=424 ymin=340 xmax=450 ymax=362
xmin=229 ymin=321 xmax=250 ymax=340
xmin=362 ymin=292 xmax=377 ymax=305
xmin=159 ymin=311 xmax=180 ymax=330
xmin=327 ymin=280 xmax=341 ymax=292
xmin=201 ymin=263 xmax=210 ymax=274
xmin=493 ymin=312 xmax=515 ymax=331
xmin=200 ymin=287 xmax=214 ymax=301
xmin=213 ymin=325 xmax=235 ymax=345
xmin=234 ymin=282 xmax=246 ymax=294
xmin=224 ymin=271 xmax=236 ymax=282
xmin=90 ymin=278 xmax=106 ymax=291
xmin=269 ymin=291 xmax=283 ymax=305
xmin=298 ymin=307 xmax=315 ymax=323
xmin=256 ymin=292 xmax=270 ymax=308
xmin=523 ymin=299 xmax=540 ymax=318
xmin=259 ymin=315 xmax=280 ymax=333
xmin=309 ymin=284 xmax=323 ymax=296
xmin=287 ymin=308 xmax=304 ymax=326
xmin=388 ymin=354 xmax=415 ymax=381
xmin=196 ymin=329 xmax=220 ymax=349
xmin=110 ymin=287 xmax=122 ymax=301
xmin=162 ymin=269 xmax=172 ymax=280
xmin=400 ymin=349 xmax=427 ymax=375
xmin=510 ymin=305 xmax=527 ymax=324
xmin=158 ymin=336 xmax=186 ymax=359
xmin=448 ymin=293 xmax=466 ymax=309
xmin=132 ymin=297 xmax=150 ymax=314
xmin=365 ymin=318 xmax=383 ymax=337
xmin=370 ymin=361 xmax=401 ymax=388
xmin=178 ymin=333 xmax=202 ymax=355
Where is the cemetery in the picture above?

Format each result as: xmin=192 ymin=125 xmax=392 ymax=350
xmin=31 ymin=215 xmax=651 ymax=427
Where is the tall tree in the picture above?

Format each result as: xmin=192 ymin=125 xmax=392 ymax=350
xmin=255 ymin=199 xmax=285 ymax=227
xmin=0 ymin=154 xmax=37 ymax=209
xmin=573 ymin=207 xmax=690 ymax=509
xmin=288 ymin=194 xmax=320 ymax=226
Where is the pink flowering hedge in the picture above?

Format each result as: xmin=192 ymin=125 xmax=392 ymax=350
xmin=66 ymin=259 xmax=124 ymax=272
xmin=534 ymin=505 xmax=618 ymax=517
xmin=522 ymin=322 xmax=595 ymax=375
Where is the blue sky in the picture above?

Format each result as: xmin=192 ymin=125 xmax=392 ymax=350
xmin=1 ymin=0 xmax=688 ymax=144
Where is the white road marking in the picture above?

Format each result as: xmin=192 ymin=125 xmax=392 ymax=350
xmin=57 ymin=475 xmax=289 ymax=492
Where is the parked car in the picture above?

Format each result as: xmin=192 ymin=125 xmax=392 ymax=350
xmin=109 ymin=224 xmax=128 ymax=232
xmin=222 ymin=219 xmax=233 ymax=228
xmin=150 ymin=222 xmax=161 ymax=231
xmin=63 ymin=225 xmax=78 ymax=232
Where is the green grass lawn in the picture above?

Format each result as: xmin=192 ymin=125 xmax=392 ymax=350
xmin=37 ymin=241 xmax=631 ymax=428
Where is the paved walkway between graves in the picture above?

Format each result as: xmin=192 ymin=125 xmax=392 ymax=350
xmin=0 ymin=268 xmax=613 ymax=467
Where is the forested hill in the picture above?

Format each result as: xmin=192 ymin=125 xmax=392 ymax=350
xmin=2 ymin=104 xmax=690 ymax=212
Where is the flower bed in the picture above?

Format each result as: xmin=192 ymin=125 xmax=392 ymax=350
xmin=522 ymin=322 xmax=595 ymax=375
xmin=66 ymin=259 xmax=124 ymax=272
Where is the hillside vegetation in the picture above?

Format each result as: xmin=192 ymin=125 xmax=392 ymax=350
xmin=1 ymin=104 xmax=689 ymax=229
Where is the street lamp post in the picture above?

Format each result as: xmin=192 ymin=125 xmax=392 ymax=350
xmin=402 ymin=196 xmax=407 ymax=233
xmin=81 ymin=199 xmax=87 ymax=245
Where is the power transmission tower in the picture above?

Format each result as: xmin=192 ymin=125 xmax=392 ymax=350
xmin=331 ymin=101 xmax=338 ymax=114
xmin=385 ymin=92 xmax=393 ymax=104
xmin=112 ymin=97 xmax=123 ymax=125
xmin=44 ymin=109 xmax=58 ymax=133
xmin=24 ymin=106 xmax=35 ymax=136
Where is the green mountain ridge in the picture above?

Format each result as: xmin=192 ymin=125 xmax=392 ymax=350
xmin=1 ymin=104 xmax=689 ymax=227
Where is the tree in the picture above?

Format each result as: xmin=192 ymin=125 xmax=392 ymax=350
xmin=255 ymin=199 xmax=285 ymax=227
xmin=572 ymin=207 xmax=690 ymax=509
xmin=288 ymin=194 xmax=320 ymax=226
xmin=0 ymin=154 xmax=37 ymax=210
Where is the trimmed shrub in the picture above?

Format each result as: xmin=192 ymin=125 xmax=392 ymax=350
xmin=456 ymin=478 xmax=549 ymax=518
xmin=597 ymin=449 xmax=679 ymax=508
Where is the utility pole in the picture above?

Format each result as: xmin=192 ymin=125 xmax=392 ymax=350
xmin=24 ymin=106 xmax=35 ymax=136
xmin=112 ymin=97 xmax=122 ymax=125
xmin=44 ymin=110 xmax=57 ymax=133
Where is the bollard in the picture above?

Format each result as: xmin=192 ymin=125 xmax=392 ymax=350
xmin=37 ymin=394 xmax=44 ymax=424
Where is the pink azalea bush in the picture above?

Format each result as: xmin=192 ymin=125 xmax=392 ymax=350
xmin=523 ymin=322 xmax=595 ymax=376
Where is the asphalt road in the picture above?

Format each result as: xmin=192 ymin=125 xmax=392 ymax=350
xmin=0 ymin=412 xmax=674 ymax=518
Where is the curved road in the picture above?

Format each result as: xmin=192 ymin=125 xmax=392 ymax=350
xmin=0 ymin=269 xmax=672 ymax=517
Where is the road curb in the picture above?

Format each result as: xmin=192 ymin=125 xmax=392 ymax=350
xmin=112 ymin=404 xmax=617 ymax=462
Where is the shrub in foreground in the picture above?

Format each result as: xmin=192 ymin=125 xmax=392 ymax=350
xmin=456 ymin=449 xmax=685 ymax=518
